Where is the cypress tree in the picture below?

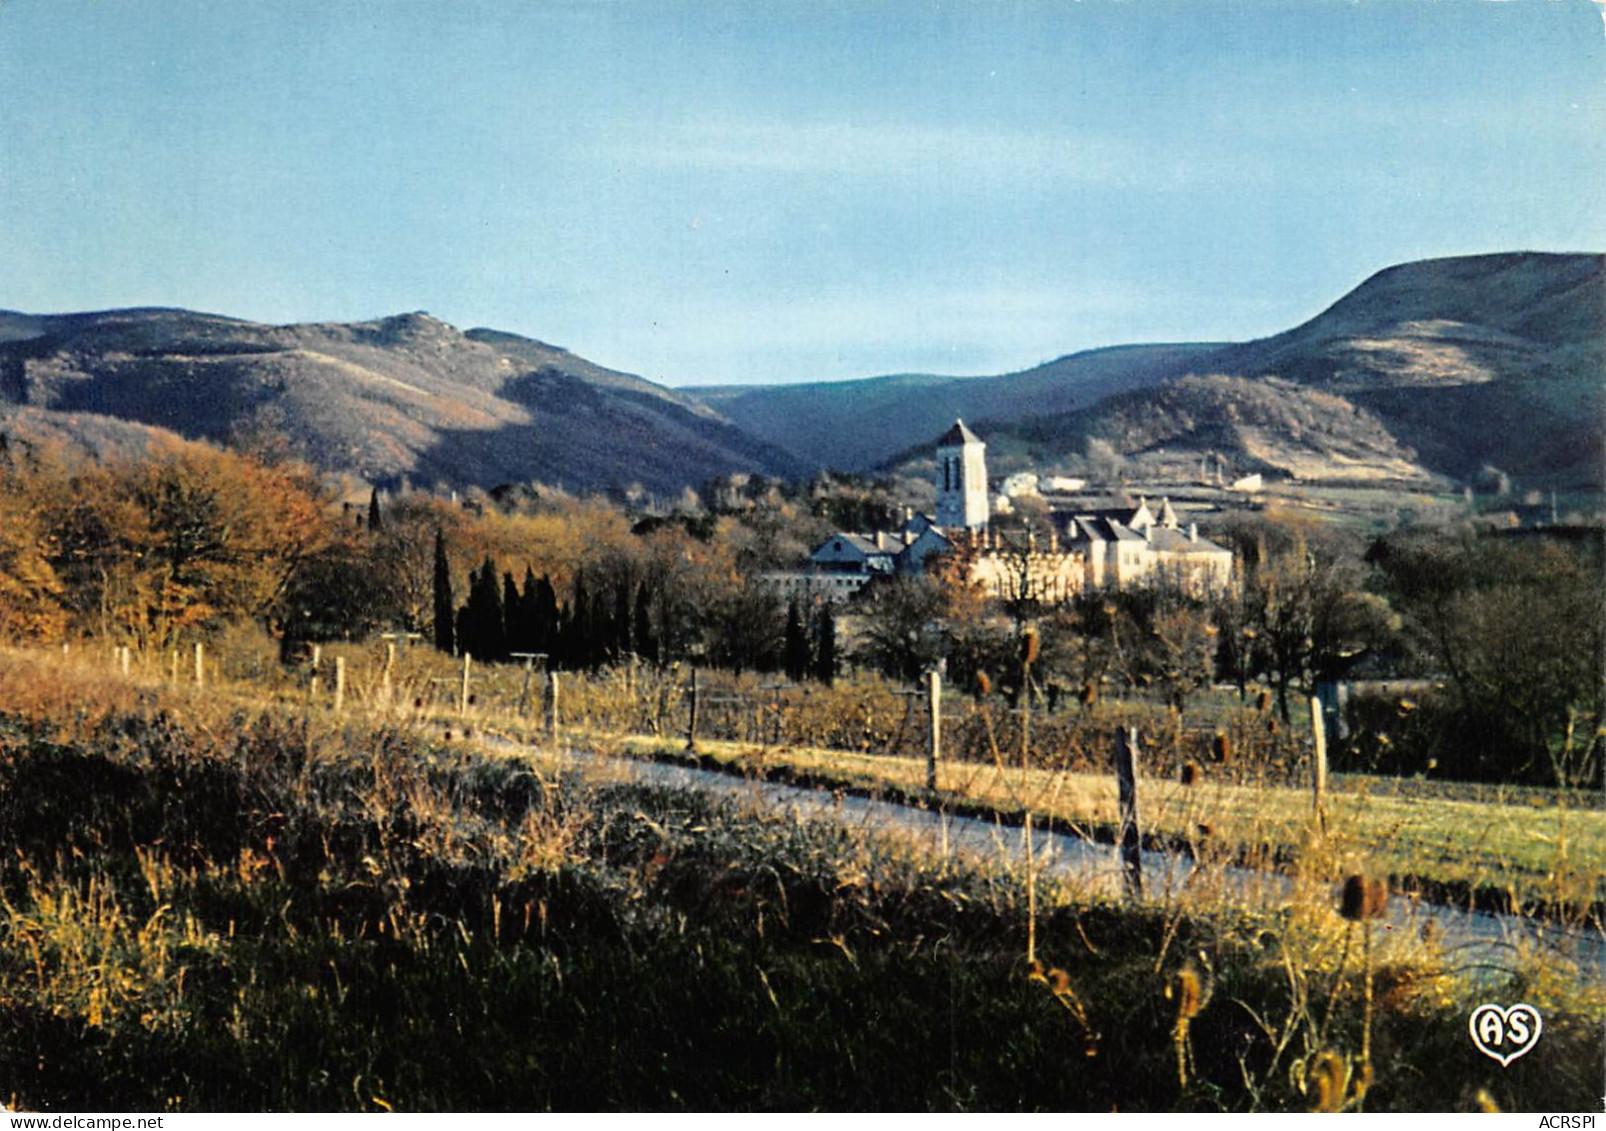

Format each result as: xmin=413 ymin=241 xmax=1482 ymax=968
xmin=468 ymin=557 xmax=506 ymax=660
xmin=784 ymin=599 xmax=810 ymax=682
xmin=633 ymin=581 xmax=658 ymax=665
xmin=456 ymin=559 xmax=500 ymax=661
xmin=509 ymin=567 xmax=540 ymax=655
xmin=613 ymin=580 xmax=633 ymax=661
xmin=502 ymin=572 xmax=521 ymax=652
xmin=554 ymin=599 xmax=573 ymax=669
xmin=455 ymin=602 xmax=472 ymax=663
xmin=367 ymin=487 xmax=383 ymax=531
xmin=432 ymin=529 xmax=455 ymax=655
xmin=814 ymin=604 xmax=837 ymax=687
xmin=532 ymin=573 xmax=559 ymax=658
xmin=570 ymin=575 xmax=592 ymax=670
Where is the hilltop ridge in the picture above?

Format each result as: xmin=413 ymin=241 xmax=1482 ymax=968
xmin=2 ymin=251 xmax=1599 ymax=494
xmin=701 ymin=252 xmax=1605 ymax=489
xmin=0 ymin=308 xmax=805 ymax=494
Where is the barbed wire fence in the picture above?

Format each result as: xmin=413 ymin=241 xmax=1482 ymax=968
xmin=83 ymin=635 xmax=1320 ymax=789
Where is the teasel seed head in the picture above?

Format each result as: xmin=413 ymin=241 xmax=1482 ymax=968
xmin=1340 ymin=874 xmax=1388 ymax=920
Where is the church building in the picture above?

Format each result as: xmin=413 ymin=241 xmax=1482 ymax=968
xmin=937 ymin=419 xmax=1234 ymax=598
xmin=934 ymin=419 xmax=990 ymax=530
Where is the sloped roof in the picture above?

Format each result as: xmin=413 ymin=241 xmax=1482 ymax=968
xmin=811 ymin=533 xmax=884 ymax=559
xmin=1059 ymin=517 xmax=1097 ymax=543
xmin=1064 ymin=516 xmax=1147 ymax=544
xmin=937 ymin=419 xmax=983 ymax=446
xmin=1146 ymin=525 xmax=1230 ymax=555
xmin=902 ymin=525 xmax=952 ymax=549
xmin=1048 ymin=495 xmax=1132 ymax=512
xmin=895 ymin=526 xmax=953 ymax=569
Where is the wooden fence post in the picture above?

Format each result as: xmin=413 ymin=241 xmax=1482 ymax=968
xmin=757 ymin=682 xmax=788 ymax=748
xmin=547 ymin=670 xmax=560 ymax=740
xmin=511 ymin=653 xmax=546 ymax=720
xmin=333 ymin=656 xmax=346 ymax=714
xmin=1116 ymin=725 xmax=1143 ymax=901
xmin=926 ymin=668 xmax=942 ymax=791
xmin=686 ymin=667 xmax=700 ymax=753
xmin=1309 ymin=695 xmax=1328 ymax=822
xmin=1021 ymin=632 xmax=1038 ymax=961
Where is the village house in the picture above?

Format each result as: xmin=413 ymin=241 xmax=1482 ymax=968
xmin=763 ymin=510 xmax=953 ymax=604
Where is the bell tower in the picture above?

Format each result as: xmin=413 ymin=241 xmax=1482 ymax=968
xmin=934 ymin=419 xmax=989 ymax=530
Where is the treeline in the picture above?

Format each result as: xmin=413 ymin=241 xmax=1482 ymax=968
xmin=0 ymin=433 xmax=1598 ymax=786
xmin=0 ymin=434 xmax=839 ymax=680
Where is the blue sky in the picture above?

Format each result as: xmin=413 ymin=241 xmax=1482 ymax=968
xmin=2 ymin=1 xmax=1602 ymax=386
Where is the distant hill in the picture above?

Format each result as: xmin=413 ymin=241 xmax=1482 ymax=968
xmin=1198 ymin=251 xmax=1605 ymax=486
xmin=696 ymin=252 xmax=1604 ymax=489
xmin=0 ymin=402 xmax=190 ymax=466
xmin=5 ymin=252 xmax=1597 ymax=496
xmin=0 ymin=308 xmax=806 ymax=494
xmin=687 ymin=343 xmax=1216 ymax=474
xmin=1008 ymin=374 xmax=1426 ymax=483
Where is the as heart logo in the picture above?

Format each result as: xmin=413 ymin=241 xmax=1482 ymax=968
xmin=1468 ymin=1003 xmax=1543 ymax=1066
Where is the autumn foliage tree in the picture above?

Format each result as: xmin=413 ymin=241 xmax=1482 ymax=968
xmin=0 ymin=441 xmax=67 ymax=641
xmin=856 ymin=576 xmax=948 ymax=684
xmin=0 ymin=438 xmax=332 ymax=648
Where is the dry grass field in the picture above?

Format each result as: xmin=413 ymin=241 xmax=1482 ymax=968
xmin=0 ymin=644 xmax=1599 ymax=1111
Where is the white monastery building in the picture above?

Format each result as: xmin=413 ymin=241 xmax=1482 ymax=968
xmin=769 ymin=420 xmax=1233 ymax=604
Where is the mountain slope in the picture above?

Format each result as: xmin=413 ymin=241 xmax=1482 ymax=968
xmin=687 ymin=343 xmax=1216 ymax=473
xmin=1007 ymin=374 xmax=1427 ymax=483
xmin=709 ymin=252 xmax=1604 ymax=488
xmin=0 ymin=308 xmax=805 ymax=493
xmin=1195 ymin=252 xmax=1605 ymax=485
xmin=5 ymin=252 xmax=1597 ymax=494
xmin=0 ymin=403 xmax=193 ymax=467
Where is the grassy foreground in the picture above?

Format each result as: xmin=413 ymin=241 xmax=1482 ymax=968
xmin=0 ymin=653 xmax=1601 ymax=1112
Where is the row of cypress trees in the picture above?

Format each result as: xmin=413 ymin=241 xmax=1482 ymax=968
xmin=783 ymin=599 xmax=836 ymax=685
xmin=430 ymin=530 xmax=836 ymax=681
